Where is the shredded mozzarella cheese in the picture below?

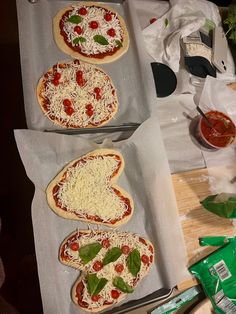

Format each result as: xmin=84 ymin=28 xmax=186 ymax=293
xmin=40 ymin=60 xmax=118 ymax=128
xmin=56 ymin=155 xmax=128 ymax=222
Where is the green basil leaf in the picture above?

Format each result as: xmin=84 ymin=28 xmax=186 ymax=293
xmin=87 ymin=273 xmax=108 ymax=296
xmin=67 ymin=15 xmax=83 ymax=24
xmin=103 ymin=247 xmax=122 ymax=265
xmin=164 ymin=18 xmax=169 ymax=28
xmin=201 ymin=193 xmax=236 ymax=218
xmin=93 ymin=35 xmax=109 ymax=45
xmin=73 ymin=36 xmax=86 ymax=45
xmin=113 ymin=276 xmax=134 ymax=293
xmin=115 ymin=40 xmax=123 ymax=48
xmin=127 ymin=249 xmax=141 ymax=277
xmin=79 ymin=242 xmax=102 ymax=264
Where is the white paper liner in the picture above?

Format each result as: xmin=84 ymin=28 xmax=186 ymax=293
xmin=16 ymin=0 xmax=152 ymax=131
xmin=14 ymin=116 xmax=190 ymax=314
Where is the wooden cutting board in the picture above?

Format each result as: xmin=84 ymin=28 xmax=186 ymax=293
xmin=172 ymin=167 xmax=236 ymax=289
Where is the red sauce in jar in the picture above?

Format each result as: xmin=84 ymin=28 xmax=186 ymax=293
xmin=199 ymin=111 xmax=235 ymax=148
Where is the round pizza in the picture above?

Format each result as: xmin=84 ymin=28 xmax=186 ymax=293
xmin=53 ymin=2 xmax=129 ymax=64
xmin=36 ymin=60 xmax=118 ymax=128
xmin=46 ymin=149 xmax=134 ymax=227
xmin=59 ymin=229 xmax=155 ymax=312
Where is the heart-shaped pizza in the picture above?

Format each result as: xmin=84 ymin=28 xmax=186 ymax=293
xmin=37 ymin=60 xmax=118 ymax=128
xmin=53 ymin=2 xmax=129 ymax=64
xmin=59 ymin=229 xmax=155 ymax=312
xmin=46 ymin=149 xmax=134 ymax=227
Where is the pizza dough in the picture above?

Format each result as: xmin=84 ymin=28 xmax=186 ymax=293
xmin=53 ymin=2 xmax=129 ymax=64
xmin=46 ymin=149 xmax=134 ymax=227
xmin=36 ymin=60 xmax=118 ymax=128
xmin=59 ymin=229 xmax=155 ymax=312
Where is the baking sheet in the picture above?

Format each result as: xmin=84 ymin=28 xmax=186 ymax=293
xmin=16 ymin=0 xmax=153 ymax=131
xmin=14 ymin=116 xmax=190 ymax=314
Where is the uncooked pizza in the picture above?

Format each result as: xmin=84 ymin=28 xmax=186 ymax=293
xmin=59 ymin=229 xmax=155 ymax=312
xmin=53 ymin=2 xmax=129 ymax=63
xmin=46 ymin=149 xmax=134 ymax=227
xmin=36 ymin=60 xmax=118 ymax=128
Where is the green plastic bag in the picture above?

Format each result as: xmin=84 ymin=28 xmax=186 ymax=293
xmin=201 ymin=193 xmax=236 ymax=218
xmin=189 ymin=236 xmax=236 ymax=314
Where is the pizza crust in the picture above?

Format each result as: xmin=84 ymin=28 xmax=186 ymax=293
xmin=36 ymin=61 xmax=118 ymax=128
xmin=46 ymin=149 xmax=134 ymax=227
xmin=53 ymin=2 xmax=129 ymax=64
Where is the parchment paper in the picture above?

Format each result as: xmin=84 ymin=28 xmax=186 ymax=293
xmin=14 ymin=116 xmax=190 ymax=314
xmin=16 ymin=0 xmax=151 ymax=131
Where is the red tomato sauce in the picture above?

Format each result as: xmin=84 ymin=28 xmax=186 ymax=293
xmin=200 ymin=111 xmax=235 ymax=148
xmin=75 ymin=281 xmax=89 ymax=308
xmin=60 ymin=233 xmax=79 ymax=261
xmin=53 ymin=154 xmax=132 ymax=224
xmin=59 ymin=8 xmax=122 ymax=59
